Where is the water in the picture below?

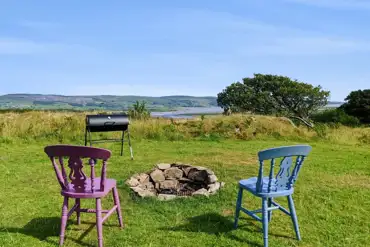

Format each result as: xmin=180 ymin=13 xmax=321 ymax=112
xmin=151 ymin=107 xmax=223 ymax=119
xmin=151 ymin=103 xmax=341 ymax=119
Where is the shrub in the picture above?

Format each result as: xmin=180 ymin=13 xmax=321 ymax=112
xmin=128 ymin=101 xmax=150 ymax=120
xmin=359 ymin=133 xmax=370 ymax=144
xmin=311 ymin=109 xmax=360 ymax=127
xmin=313 ymin=123 xmax=328 ymax=138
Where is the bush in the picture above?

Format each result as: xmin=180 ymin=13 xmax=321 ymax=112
xmin=359 ymin=133 xmax=370 ymax=144
xmin=128 ymin=101 xmax=150 ymax=120
xmin=313 ymin=123 xmax=328 ymax=138
xmin=311 ymin=109 xmax=360 ymax=127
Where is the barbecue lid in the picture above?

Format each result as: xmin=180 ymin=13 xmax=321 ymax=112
xmin=86 ymin=114 xmax=130 ymax=127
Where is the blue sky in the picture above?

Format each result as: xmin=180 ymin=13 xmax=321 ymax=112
xmin=1 ymin=0 xmax=370 ymax=101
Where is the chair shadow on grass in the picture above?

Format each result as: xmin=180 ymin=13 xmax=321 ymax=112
xmin=159 ymin=213 xmax=263 ymax=247
xmin=159 ymin=213 xmax=295 ymax=247
xmin=0 ymin=217 xmax=117 ymax=247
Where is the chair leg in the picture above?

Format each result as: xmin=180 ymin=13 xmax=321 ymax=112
xmin=75 ymin=198 xmax=81 ymax=225
xmin=59 ymin=196 xmax=69 ymax=246
xmin=96 ymin=198 xmax=103 ymax=247
xmin=287 ymin=195 xmax=301 ymax=241
xmin=262 ymin=198 xmax=269 ymax=247
xmin=234 ymin=187 xmax=243 ymax=229
xmin=267 ymin=198 xmax=272 ymax=222
xmin=112 ymin=187 xmax=124 ymax=228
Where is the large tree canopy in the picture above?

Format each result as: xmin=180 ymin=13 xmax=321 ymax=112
xmin=340 ymin=89 xmax=370 ymax=124
xmin=217 ymin=74 xmax=330 ymax=120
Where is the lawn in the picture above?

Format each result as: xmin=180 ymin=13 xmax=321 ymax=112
xmin=0 ymin=139 xmax=369 ymax=247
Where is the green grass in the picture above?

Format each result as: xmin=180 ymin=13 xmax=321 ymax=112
xmin=0 ymin=139 xmax=369 ymax=247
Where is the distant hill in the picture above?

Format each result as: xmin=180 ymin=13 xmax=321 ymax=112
xmin=325 ymin=101 xmax=344 ymax=108
xmin=0 ymin=94 xmax=344 ymax=111
xmin=0 ymin=94 xmax=219 ymax=111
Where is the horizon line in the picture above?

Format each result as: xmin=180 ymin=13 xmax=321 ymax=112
xmin=0 ymin=93 xmax=346 ymax=102
xmin=1 ymin=93 xmax=218 ymax=98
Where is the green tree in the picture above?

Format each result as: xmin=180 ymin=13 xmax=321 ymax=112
xmin=340 ymin=89 xmax=370 ymax=124
xmin=217 ymin=74 xmax=330 ymax=125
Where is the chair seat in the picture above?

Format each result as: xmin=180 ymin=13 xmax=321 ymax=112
xmin=239 ymin=177 xmax=294 ymax=198
xmin=61 ymin=177 xmax=116 ymax=198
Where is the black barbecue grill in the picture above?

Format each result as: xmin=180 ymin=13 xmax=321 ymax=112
xmin=84 ymin=114 xmax=133 ymax=158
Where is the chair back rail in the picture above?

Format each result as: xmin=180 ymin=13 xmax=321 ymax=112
xmin=44 ymin=145 xmax=111 ymax=193
xmin=257 ymin=145 xmax=312 ymax=193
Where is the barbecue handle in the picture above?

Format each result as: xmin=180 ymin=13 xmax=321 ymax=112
xmin=104 ymin=121 xmax=116 ymax=126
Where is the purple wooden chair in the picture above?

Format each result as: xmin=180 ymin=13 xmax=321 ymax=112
xmin=44 ymin=144 xmax=124 ymax=247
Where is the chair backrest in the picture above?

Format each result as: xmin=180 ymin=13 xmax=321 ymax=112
xmin=256 ymin=145 xmax=312 ymax=193
xmin=44 ymin=145 xmax=111 ymax=193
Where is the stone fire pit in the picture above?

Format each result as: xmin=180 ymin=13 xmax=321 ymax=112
xmin=126 ymin=163 xmax=224 ymax=200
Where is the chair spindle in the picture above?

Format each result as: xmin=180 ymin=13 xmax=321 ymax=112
xmin=101 ymin=160 xmax=107 ymax=192
xmin=90 ymin=158 xmax=95 ymax=193
xmin=268 ymin=158 xmax=275 ymax=193
xmin=51 ymin=157 xmax=66 ymax=190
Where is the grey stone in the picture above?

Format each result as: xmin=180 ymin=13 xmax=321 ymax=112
xmin=158 ymin=194 xmax=177 ymax=201
xmin=182 ymin=167 xmax=195 ymax=176
xmin=206 ymin=169 xmax=215 ymax=175
xmin=150 ymin=169 xmax=165 ymax=183
xmin=208 ymin=182 xmax=221 ymax=194
xmin=179 ymin=177 xmax=192 ymax=182
xmin=126 ymin=177 xmax=140 ymax=187
xmin=178 ymin=163 xmax=192 ymax=168
xmin=160 ymin=180 xmax=179 ymax=190
xmin=155 ymin=182 xmax=160 ymax=190
xmin=194 ymin=166 xmax=207 ymax=171
xmin=208 ymin=175 xmax=218 ymax=183
xmin=156 ymin=163 xmax=171 ymax=170
xmin=131 ymin=186 xmax=156 ymax=197
xmin=174 ymin=164 xmax=190 ymax=171
xmin=140 ymin=182 xmax=154 ymax=190
xmin=164 ymin=167 xmax=183 ymax=180
xmin=192 ymin=188 xmax=210 ymax=197
xmin=135 ymin=173 xmax=150 ymax=184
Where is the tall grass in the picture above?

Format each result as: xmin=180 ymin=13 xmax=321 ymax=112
xmin=1 ymin=111 xmax=370 ymax=145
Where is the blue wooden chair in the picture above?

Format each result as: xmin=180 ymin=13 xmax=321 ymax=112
xmin=234 ymin=145 xmax=312 ymax=247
